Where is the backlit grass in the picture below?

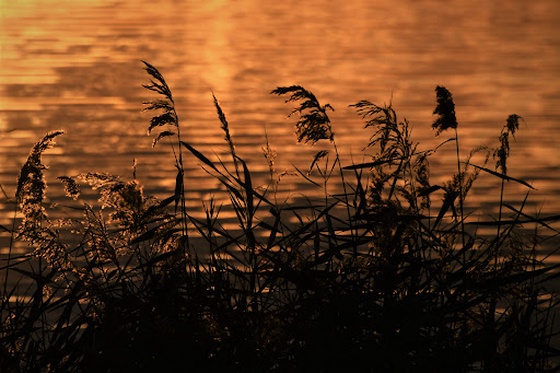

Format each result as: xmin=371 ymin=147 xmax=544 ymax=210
xmin=1 ymin=62 xmax=560 ymax=372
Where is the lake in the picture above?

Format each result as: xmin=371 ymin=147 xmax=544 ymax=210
xmin=1 ymin=0 xmax=559 ymax=252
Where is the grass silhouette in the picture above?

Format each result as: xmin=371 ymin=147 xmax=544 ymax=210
xmin=1 ymin=62 xmax=560 ymax=372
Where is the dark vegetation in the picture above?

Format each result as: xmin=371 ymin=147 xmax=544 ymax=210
xmin=1 ymin=61 xmax=560 ymax=372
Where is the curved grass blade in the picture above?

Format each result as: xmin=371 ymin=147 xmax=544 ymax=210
xmin=468 ymin=163 xmax=535 ymax=189
xmin=180 ymin=141 xmax=219 ymax=173
xmin=342 ymin=156 xmax=407 ymax=170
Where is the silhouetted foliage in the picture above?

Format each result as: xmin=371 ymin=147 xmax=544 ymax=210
xmin=1 ymin=64 xmax=559 ymax=372
xmin=432 ymin=85 xmax=458 ymax=135
xmin=271 ymin=85 xmax=334 ymax=145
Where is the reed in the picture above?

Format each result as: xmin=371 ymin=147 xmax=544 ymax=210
xmin=1 ymin=62 xmax=559 ymax=372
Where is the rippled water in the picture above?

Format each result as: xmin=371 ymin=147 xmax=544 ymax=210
xmin=1 ymin=0 xmax=559 ymax=234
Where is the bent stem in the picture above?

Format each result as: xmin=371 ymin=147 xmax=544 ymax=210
xmin=455 ymin=127 xmax=466 ymax=254
xmin=142 ymin=60 xmax=189 ymax=258
xmin=271 ymin=85 xmax=358 ymax=255
xmin=2 ymin=202 xmax=18 ymax=303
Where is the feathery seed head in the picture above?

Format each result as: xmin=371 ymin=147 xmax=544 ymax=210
xmin=432 ymin=86 xmax=458 ymax=136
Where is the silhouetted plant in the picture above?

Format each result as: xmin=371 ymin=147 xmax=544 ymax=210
xmin=273 ymin=85 xmax=358 ymax=256
xmin=432 ymin=85 xmax=470 ymax=255
xmin=432 ymin=85 xmax=458 ymax=135
xmin=1 ymin=63 xmax=559 ymax=372
xmin=494 ymin=114 xmax=523 ymax=233
xmin=271 ymin=85 xmax=334 ymax=145
xmin=142 ymin=60 xmax=189 ymax=254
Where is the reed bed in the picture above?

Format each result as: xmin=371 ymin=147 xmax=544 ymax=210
xmin=1 ymin=61 xmax=560 ymax=372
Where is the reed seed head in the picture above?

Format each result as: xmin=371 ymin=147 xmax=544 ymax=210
xmin=271 ymin=85 xmax=334 ymax=145
xmin=432 ymin=86 xmax=458 ymax=135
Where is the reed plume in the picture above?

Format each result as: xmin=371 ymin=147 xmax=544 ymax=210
xmin=16 ymin=130 xmax=65 ymax=221
xmin=271 ymin=85 xmax=334 ymax=145
xmin=432 ymin=85 xmax=458 ymax=136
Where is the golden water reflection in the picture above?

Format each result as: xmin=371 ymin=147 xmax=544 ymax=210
xmin=0 ymin=0 xmax=559 ymax=231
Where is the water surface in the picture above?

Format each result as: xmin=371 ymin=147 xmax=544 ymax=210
xmin=1 ymin=0 xmax=559 ymax=235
